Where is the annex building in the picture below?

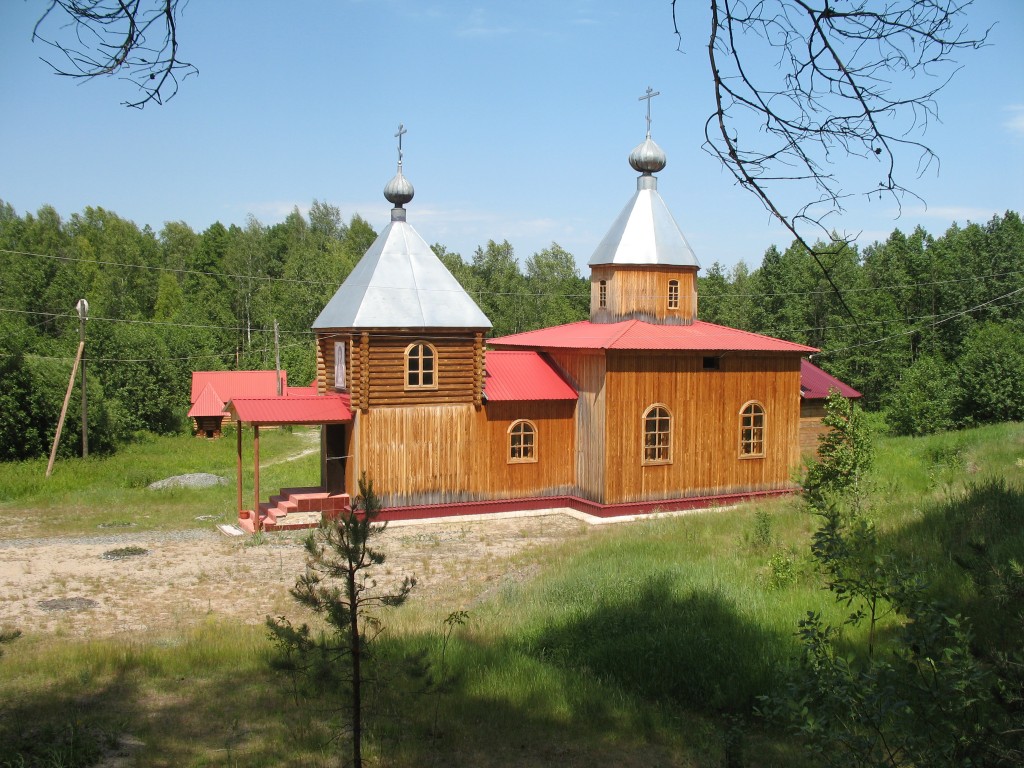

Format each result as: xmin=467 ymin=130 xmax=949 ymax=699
xmin=228 ymin=118 xmax=818 ymax=529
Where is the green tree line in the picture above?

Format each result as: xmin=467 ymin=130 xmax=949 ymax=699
xmin=1 ymin=198 xmax=1021 ymax=461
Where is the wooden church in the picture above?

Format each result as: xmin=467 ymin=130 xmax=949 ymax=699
xmin=228 ymin=108 xmax=817 ymax=529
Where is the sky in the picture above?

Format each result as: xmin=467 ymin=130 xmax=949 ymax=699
xmin=1 ymin=1 xmax=1022 ymax=273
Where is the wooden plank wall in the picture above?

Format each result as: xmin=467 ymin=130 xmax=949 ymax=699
xmin=602 ymin=352 xmax=802 ymax=504
xmin=481 ymin=401 xmax=576 ymax=497
xmin=547 ymin=350 xmax=608 ymax=502
xmin=350 ymin=401 xmax=576 ymax=507
xmin=590 ymin=266 xmax=697 ymax=324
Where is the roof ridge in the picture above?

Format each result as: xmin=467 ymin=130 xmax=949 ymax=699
xmin=605 ymin=320 xmax=638 ymax=349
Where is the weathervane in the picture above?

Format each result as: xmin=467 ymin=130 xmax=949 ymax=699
xmin=395 ymin=122 xmax=407 ymax=168
xmin=638 ymin=86 xmax=660 ymax=137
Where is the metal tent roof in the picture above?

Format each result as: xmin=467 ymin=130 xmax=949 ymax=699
xmin=589 ymin=176 xmax=700 ymax=268
xmin=312 ymin=217 xmax=491 ymax=331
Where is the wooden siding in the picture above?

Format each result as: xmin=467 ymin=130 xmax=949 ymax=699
xmin=590 ymin=265 xmax=698 ymax=324
xmin=348 ymin=401 xmax=576 ymax=507
xmin=546 ymin=350 xmax=608 ymax=502
xmin=482 ymin=401 xmax=576 ymax=497
xmin=602 ymin=351 xmax=802 ymax=504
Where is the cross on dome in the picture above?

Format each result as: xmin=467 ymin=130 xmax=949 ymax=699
xmin=639 ymin=86 xmax=660 ymax=137
xmin=384 ymin=122 xmax=415 ymax=210
xmin=395 ymin=122 xmax=407 ymax=166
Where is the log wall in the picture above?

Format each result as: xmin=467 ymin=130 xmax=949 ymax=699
xmin=316 ymin=329 xmax=484 ymax=408
xmin=602 ymin=351 xmax=802 ymax=503
xmin=590 ymin=265 xmax=698 ymax=324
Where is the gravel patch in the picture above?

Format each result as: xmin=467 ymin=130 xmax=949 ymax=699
xmin=38 ymin=597 xmax=98 ymax=612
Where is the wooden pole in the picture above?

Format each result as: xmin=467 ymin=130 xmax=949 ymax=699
xmin=274 ymin=319 xmax=282 ymax=396
xmin=77 ymin=299 xmax=89 ymax=459
xmin=236 ymin=420 xmax=243 ymax=518
xmin=46 ymin=340 xmax=85 ymax=478
xmin=253 ymin=425 xmax=261 ymax=533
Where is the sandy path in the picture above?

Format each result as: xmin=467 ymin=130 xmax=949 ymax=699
xmin=0 ymin=514 xmax=593 ymax=639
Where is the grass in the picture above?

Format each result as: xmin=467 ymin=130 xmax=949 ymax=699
xmin=0 ymin=426 xmax=321 ymax=538
xmin=0 ymin=422 xmax=1022 ymax=766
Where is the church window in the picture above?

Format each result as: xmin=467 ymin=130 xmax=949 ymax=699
xmin=599 ymin=280 xmax=607 ymax=308
xmin=642 ymin=404 xmax=672 ymax=464
xmin=334 ymin=341 xmax=347 ymax=390
xmin=405 ymin=342 xmax=437 ymax=389
xmin=668 ymin=279 xmax=680 ymax=310
xmin=508 ymin=420 xmax=537 ymax=463
xmin=739 ymin=401 xmax=766 ymax=457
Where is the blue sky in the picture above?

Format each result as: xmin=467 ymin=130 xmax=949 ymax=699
xmin=1 ymin=1 xmax=1022 ymax=272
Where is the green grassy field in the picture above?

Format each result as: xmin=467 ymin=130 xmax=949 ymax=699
xmin=0 ymin=422 xmax=1021 ymax=766
xmin=0 ymin=427 xmax=321 ymax=537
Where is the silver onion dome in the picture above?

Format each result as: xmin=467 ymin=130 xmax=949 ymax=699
xmin=383 ymin=170 xmax=414 ymax=207
xmin=629 ymin=136 xmax=667 ymax=174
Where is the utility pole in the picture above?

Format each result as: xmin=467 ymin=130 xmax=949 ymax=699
xmin=77 ymin=298 xmax=89 ymax=458
xmin=47 ymin=298 xmax=88 ymax=477
xmin=274 ymin=319 xmax=282 ymax=396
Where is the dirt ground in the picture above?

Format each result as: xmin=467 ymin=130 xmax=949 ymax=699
xmin=0 ymin=513 xmax=597 ymax=639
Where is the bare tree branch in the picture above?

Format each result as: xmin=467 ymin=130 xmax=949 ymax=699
xmin=673 ymin=0 xmax=989 ymax=319
xmin=32 ymin=0 xmax=198 ymax=108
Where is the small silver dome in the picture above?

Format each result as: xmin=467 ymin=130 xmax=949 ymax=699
xmin=384 ymin=170 xmax=414 ymax=207
xmin=629 ymin=136 xmax=667 ymax=174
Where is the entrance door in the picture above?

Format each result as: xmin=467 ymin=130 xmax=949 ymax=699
xmin=324 ymin=424 xmax=347 ymax=494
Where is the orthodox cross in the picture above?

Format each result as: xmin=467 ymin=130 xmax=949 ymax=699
xmin=395 ymin=122 xmax=407 ymax=165
xmin=638 ymin=87 xmax=660 ymax=136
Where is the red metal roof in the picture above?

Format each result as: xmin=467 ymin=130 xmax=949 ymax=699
xmin=800 ymin=359 xmax=862 ymax=400
xmin=490 ymin=320 xmax=818 ymax=353
xmin=187 ymin=381 xmax=226 ymax=418
xmin=190 ymin=370 xmax=288 ymax=403
xmin=484 ymin=351 xmax=578 ymax=401
xmin=225 ymin=394 xmax=352 ymax=425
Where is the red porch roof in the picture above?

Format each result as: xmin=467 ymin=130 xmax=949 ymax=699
xmin=490 ymin=320 xmax=817 ymax=353
xmin=187 ymin=381 xmax=226 ymax=418
xmin=801 ymin=359 xmax=862 ymax=400
xmin=225 ymin=394 xmax=352 ymax=425
xmin=484 ymin=351 xmax=578 ymax=401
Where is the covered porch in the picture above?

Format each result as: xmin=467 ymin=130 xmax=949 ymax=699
xmin=224 ymin=394 xmax=353 ymax=533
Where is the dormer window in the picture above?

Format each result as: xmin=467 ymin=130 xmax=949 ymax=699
xmin=405 ymin=342 xmax=437 ymax=389
xmin=599 ymin=280 xmax=608 ymax=309
xmin=668 ymin=279 xmax=679 ymax=310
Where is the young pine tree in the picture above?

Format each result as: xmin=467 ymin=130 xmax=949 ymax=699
xmin=267 ymin=474 xmax=414 ymax=768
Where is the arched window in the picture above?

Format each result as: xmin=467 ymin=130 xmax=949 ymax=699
xmin=405 ymin=342 xmax=437 ymax=389
xmin=508 ymin=420 xmax=537 ymax=463
xmin=642 ymin=404 xmax=672 ymax=464
xmin=667 ymin=279 xmax=680 ymax=310
xmin=739 ymin=401 xmax=766 ymax=457
xmin=599 ymin=280 xmax=608 ymax=309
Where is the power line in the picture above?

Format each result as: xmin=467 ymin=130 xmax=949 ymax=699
xmin=812 ymin=286 xmax=1024 ymax=359
xmin=6 ymin=246 xmax=1024 ymax=301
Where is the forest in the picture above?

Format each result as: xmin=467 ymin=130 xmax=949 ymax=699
xmin=1 ymin=199 xmax=1022 ymax=461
